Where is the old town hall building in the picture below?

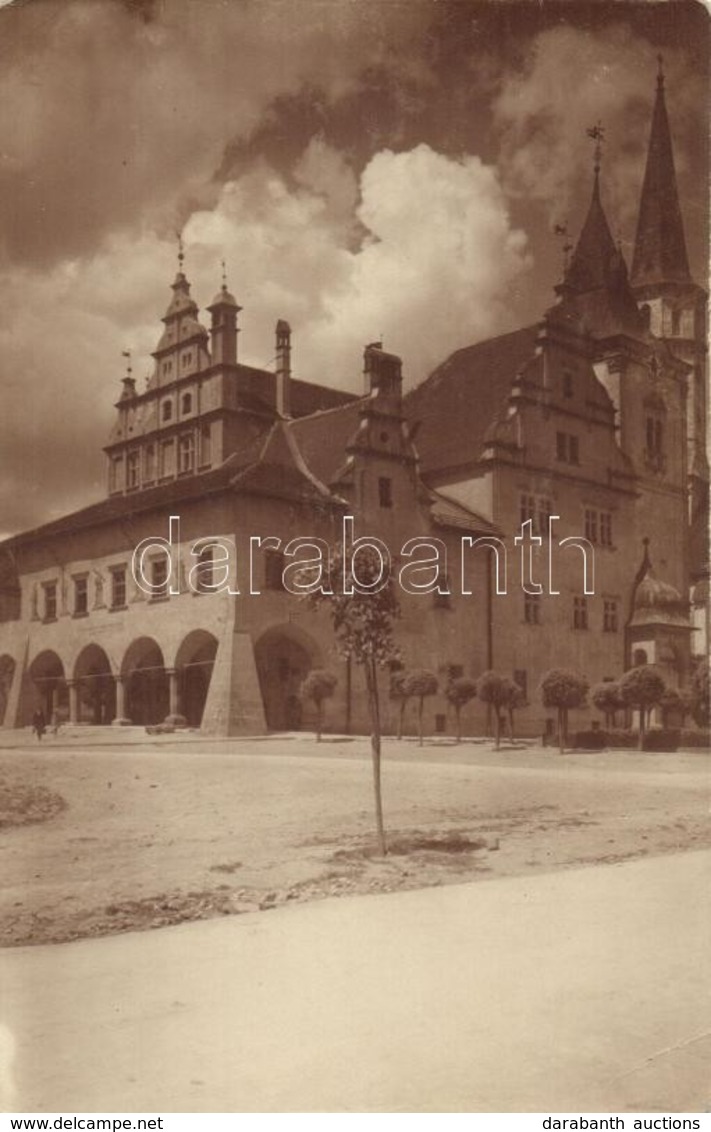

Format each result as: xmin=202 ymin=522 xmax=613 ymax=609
xmin=0 ymin=70 xmax=707 ymax=737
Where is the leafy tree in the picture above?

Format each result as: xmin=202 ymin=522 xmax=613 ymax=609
xmin=403 ymin=670 xmax=439 ymax=747
xmin=591 ymin=680 xmax=624 ymax=729
xmin=305 ymin=544 xmax=400 ymax=854
xmin=476 ymin=670 xmax=510 ymax=750
xmin=389 ymin=669 xmax=410 ymax=740
xmin=501 ymin=677 xmax=525 ymax=741
xmin=691 ymin=657 xmax=710 ymax=727
xmin=300 ymin=669 xmax=338 ymax=742
xmin=444 ymin=676 xmax=477 ymax=742
xmin=540 ymin=668 xmax=589 ymax=753
xmin=658 ymin=687 xmax=693 ymax=727
xmin=618 ymin=664 xmax=667 ymax=749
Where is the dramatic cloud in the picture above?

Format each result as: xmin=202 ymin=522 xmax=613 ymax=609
xmin=493 ymin=25 xmax=705 ymax=262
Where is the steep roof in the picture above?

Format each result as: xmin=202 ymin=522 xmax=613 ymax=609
xmin=403 ymin=326 xmax=539 ymax=477
xmin=286 ymin=398 xmax=366 ymax=484
xmin=631 ymin=71 xmax=691 ymax=288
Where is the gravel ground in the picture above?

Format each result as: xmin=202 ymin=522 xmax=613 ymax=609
xmin=0 ymin=734 xmax=708 ymax=946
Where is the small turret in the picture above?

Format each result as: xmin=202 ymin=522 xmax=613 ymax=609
xmin=207 ymin=263 xmax=241 ymax=366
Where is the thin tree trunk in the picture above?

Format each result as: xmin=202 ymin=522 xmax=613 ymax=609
xmin=558 ymin=707 xmax=564 ymax=754
xmin=508 ymin=708 xmax=514 ymax=741
xmin=638 ymin=705 xmax=646 ymax=750
xmin=494 ymin=709 xmax=501 ymax=750
xmin=316 ymin=701 xmax=322 ymax=742
xmin=366 ymin=658 xmax=386 ymax=855
xmin=456 ymin=706 xmax=461 ymax=743
xmin=398 ymin=699 xmax=405 ymax=741
xmin=418 ymin=698 xmax=424 ymax=746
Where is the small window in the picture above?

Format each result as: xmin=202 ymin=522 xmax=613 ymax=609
xmin=127 ymin=450 xmax=140 ymax=490
xmin=603 ymin=600 xmax=618 ymax=633
xmin=150 ymin=558 xmax=169 ymax=601
xmin=160 ymin=439 xmax=174 ymax=478
xmin=524 ymin=594 xmax=541 ymax=624
xmin=265 ymin=549 xmax=285 ymax=591
xmin=178 ymin=433 xmax=194 ymax=474
xmin=109 ymin=454 xmax=123 ymax=494
xmin=600 ymin=512 xmax=613 ymax=547
xmin=110 ymin=568 xmax=127 ymax=610
xmin=519 ymin=493 xmax=535 ymax=527
xmin=73 ymin=576 xmax=89 ymax=616
xmin=378 ymin=477 xmax=393 ymax=508
xmin=584 ymin=509 xmax=598 ymax=544
xmin=181 ymin=392 xmax=192 ymax=414
xmin=43 ymin=582 xmax=57 ymax=622
xmin=162 ymin=400 xmax=173 ymax=423
xmin=573 ymin=596 xmax=588 ymax=630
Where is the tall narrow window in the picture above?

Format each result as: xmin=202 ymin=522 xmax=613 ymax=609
xmin=110 ymin=567 xmax=127 ymax=610
xmin=43 ymin=582 xmax=57 ymax=622
xmin=573 ymin=597 xmax=588 ymax=630
xmin=181 ymin=392 xmax=193 ymax=415
xmin=160 ymin=439 xmax=174 ymax=478
xmin=603 ymin=600 xmax=618 ymax=633
xmin=200 ymin=423 xmax=212 ymax=467
xmin=584 ymin=509 xmax=598 ymax=544
xmin=178 ymin=433 xmax=194 ymax=474
xmin=150 ymin=558 xmax=169 ymax=600
xmin=127 ymin=450 xmax=140 ymax=490
xmin=144 ymin=445 xmax=156 ymax=483
xmin=524 ymin=594 xmax=541 ymax=624
xmin=73 ymin=576 xmax=88 ymax=616
xmin=162 ymin=400 xmax=173 ymax=422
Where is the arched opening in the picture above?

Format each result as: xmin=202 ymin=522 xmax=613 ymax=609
xmin=175 ymin=630 xmax=218 ymax=727
xmin=29 ymin=650 xmax=66 ymax=723
xmin=121 ymin=637 xmax=168 ymax=725
xmin=0 ymin=655 xmax=16 ymax=725
xmin=74 ymin=645 xmax=116 ymax=725
xmin=254 ymin=624 xmax=321 ymax=731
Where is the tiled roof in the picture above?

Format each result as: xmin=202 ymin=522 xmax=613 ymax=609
xmin=403 ymin=326 xmax=539 ymax=477
xmin=286 ymin=399 xmax=366 ymax=484
xmin=429 ymin=492 xmax=500 ymax=536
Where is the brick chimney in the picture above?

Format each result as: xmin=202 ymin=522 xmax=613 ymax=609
xmin=276 ymin=320 xmax=291 ymax=418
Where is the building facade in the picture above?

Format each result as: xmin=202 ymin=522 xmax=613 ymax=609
xmin=0 ymin=71 xmax=706 ymax=738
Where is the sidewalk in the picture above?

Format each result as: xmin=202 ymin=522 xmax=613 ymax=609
xmin=1 ymin=850 xmax=709 ymax=1112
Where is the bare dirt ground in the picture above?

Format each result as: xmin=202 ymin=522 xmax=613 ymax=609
xmin=0 ymin=734 xmax=708 ymax=947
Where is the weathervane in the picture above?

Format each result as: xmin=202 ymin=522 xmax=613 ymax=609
xmin=221 ymin=258 xmax=228 ymax=288
xmin=586 ymin=121 xmax=605 ymax=174
xmin=176 ymin=231 xmax=185 ymax=272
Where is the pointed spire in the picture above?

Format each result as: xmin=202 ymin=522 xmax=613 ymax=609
xmin=560 ymin=126 xmax=618 ymax=295
xmin=631 ymin=61 xmax=691 ymax=287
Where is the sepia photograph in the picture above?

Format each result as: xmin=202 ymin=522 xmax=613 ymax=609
xmin=0 ymin=0 xmax=708 ymax=1118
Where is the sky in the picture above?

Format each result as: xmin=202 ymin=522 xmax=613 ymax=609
xmin=0 ymin=0 xmax=708 ymax=536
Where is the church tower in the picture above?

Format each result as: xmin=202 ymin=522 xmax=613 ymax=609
xmin=630 ymin=61 xmax=709 ymax=518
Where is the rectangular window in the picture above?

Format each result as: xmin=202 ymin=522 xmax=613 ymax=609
xmin=603 ymin=600 xmax=618 ymax=633
xmin=433 ymin=573 xmax=451 ymax=609
xmin=524 ymin=593 xmax=541 ymax=624
xmin=537 ymin=498 xmax=552 ymax=537
xmin=73 ymin=576 xmax=88 ymax=616
xmin=556 ymin=432 xmax=579 ymax=464
xmin=573 ymin=596 xmax=588 ymax=630
xmin=109 ymin=455 xmax=123 ymax=494
xmin=160 ymin=439 xmax=175 ymax=478
xmin=584 ymin=509 xmax=598 ymax=544
xmin=378 ymin=477 xmax=393 ymax=508
xmin=151 ymin=557 xmax=169 ymax=600
xmin=519 ymin=493 xmax=535 ymax=527
xmin=265 ymin=549 xmax=285 ymax=591
xmin=144 ymin=445 xmax=156 ymax=483
xmin=178 ymin=433 xmax=195 ymax=474
xmin=110 ymin=568 xmax=127 ymax=610
xmin=600 ymin=512 xmax=613 ymax=547
xmin=43 ymin=582 xmax=57 ymax=622
xmin=127 ymin=450 xmax=140 ymax=490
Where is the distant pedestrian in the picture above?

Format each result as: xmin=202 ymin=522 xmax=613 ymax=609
xmin=32 ymin=709 xmax=46 ymax=741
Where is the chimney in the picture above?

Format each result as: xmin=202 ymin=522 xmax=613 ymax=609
xmin=276 ymin=320 xmax=291 ymax=417
xmin=363 ymin=341 xmax=402 ymax=401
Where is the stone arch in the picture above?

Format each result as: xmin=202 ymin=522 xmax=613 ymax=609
xmin=254 ymin=623 xmax=322 ymax=731
xmin=0 ymin=655 xmax=16 ymax=726
xmin=121 ymin=637 xmax=168 ymax=725
xmin=28 ymin=650 xmax=67 ymax=722
xmin=73 ymin=644 xmax=116 ymax=725
xmin=174 ymin=630 xmax=218 ymax=728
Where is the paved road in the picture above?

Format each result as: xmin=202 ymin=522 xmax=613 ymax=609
xmin=1 ymin=850 xmax=709 ymax=1113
